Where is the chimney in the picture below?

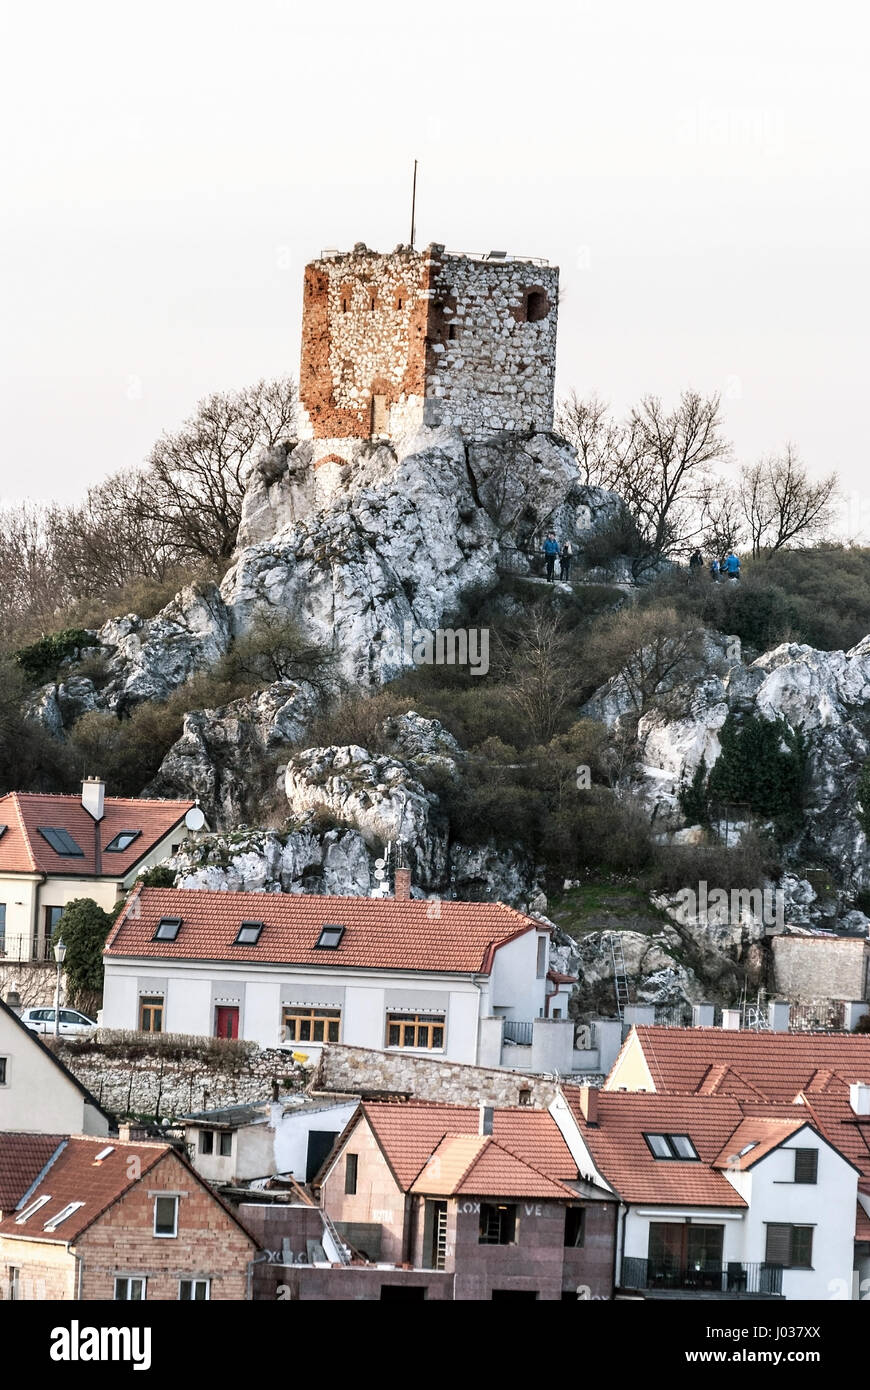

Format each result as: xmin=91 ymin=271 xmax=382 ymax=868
xmin=394 ymin=867 xmax=411 ymax=900
xmin=692 ymin=1003 xmax=715 ymax=1028
xmin=82 ymin=776 xmax=105 ymax=822
xmin=576 ymin=1085 xmax=599 ymax=1127
xmin=479 ymin=1105 xmax=494 ymax=1136
xmin=768 ymin=1000 xmax=790 ymax=1034
xmin=850 ymin=1083 xmax=870 ymax=1117
xmin=721 ymin=1008 xmax=742 ymax=1030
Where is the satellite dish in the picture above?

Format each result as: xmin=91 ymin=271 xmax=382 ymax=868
xmin=374 ymin=868 xmax=385 ymax=880
xmin=184 ymin=806 xmax=206 ymax=832
xmin=374 ymin=857 xmax=385 ymax=869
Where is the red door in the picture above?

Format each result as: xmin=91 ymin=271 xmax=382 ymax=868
xmin=215 ymin=1006 xmax=239 ymax=1039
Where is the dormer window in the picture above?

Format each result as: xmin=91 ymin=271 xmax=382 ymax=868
xmin=234 ymin=921 xmax=263 ymax=945
xmin=315 ymin=924 xmax=345 ymax=950
xmin=105 ymin=830 xmax=141 ymax=852
xmin=154 ymin=917 xmax=182 ymax=942
xmin=644 ymin=1133 xmax=699 ymax=1161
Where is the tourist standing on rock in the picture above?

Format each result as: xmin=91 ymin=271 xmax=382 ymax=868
xmin=542 ymin=531 xmax=560 ymax=582
xmin=559 ymin=540 xmax=573 ymax=581
xmin=725 ymin=550 xmax=741 ymax=580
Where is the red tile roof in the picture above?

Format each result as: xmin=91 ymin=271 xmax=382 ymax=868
xmin=105 ymin=886 xmax=544 ymax=974
xmin=793 ymin=1087 xmax=870 ymax=1179
xmin=0 ymin=1134 xmax=65 ymax=1213
xmin=0 ymin=1134 xmax=258 ymax=1247
xmin=350 ymin=1101 xmax=580 ymax=1192
xmin=710 ymin=1116 xmax=808 ymax=1171
xmin=411 ymin=1133 xmax=577 ymax=1199
xmin=0 ymin=1136 xmax=169 ymax=1242
xmin=856 ymin=1200 xmax=870 ymax=1241
xmin=0 ymin=793 xmax=195 ymax=877
xmin=617 ymin=1026 xmax=870 ymax=1102
xmin=562 ymin=1089 xmax=750 ymax=1207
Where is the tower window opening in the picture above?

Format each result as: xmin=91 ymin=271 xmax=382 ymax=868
xmin=524 ymin=289 xmax=549 ymax=323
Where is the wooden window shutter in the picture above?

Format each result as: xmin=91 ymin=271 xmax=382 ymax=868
xmin=794 ymin=1148 xmax=818 ymax=1183
xmin=765 ymin=1224 xmax=791 ymax=1265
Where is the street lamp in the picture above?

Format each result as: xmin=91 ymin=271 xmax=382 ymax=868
xmin=53 ymin=938 xmax=66 ymax=1038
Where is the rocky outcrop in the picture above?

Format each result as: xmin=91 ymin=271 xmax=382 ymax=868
xmin=96 ymin=583 xmax=232 ymax=712
xmin=588 ymin=634 xmax=870 ymax=896
xmin=146 ymin=679 xmax=321 ymax=826
xmin=167 ymin=820 xmax=374 ymax=897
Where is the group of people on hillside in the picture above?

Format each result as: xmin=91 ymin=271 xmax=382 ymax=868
xmin=541 ymin=532 xmax=573 ymax=582
xmin=689 ymin=548 xmax=741 ymax=581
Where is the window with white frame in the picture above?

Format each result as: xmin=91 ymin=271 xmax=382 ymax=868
xmin=0 ymin=1056 xmax=7 ymax=1085
xmin=114 ymin=1276 xmax=146 ymax=1300
xmin=179 ymin=1278 xmax=210 ymax=1300
xmin=153 ymin=1195 xmax=179 ymax=1238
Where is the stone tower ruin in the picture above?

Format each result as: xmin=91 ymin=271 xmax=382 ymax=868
xmin=298 ymin=242 xmax=559 ymax=467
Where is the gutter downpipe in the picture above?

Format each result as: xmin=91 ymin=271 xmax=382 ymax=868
xmin=615 ymin=1200 xmax=628 ymax=1297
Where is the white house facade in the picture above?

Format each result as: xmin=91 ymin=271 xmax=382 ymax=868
xmin=102 ymin=885 xmax=556 ymax=1068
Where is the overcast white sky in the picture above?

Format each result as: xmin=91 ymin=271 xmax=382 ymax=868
xmin=1 ymin=0 xmax=868 ymax=529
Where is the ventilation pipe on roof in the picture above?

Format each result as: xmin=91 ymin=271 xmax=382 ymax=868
xmin=81 ymin=776 xmax=105 ymax=822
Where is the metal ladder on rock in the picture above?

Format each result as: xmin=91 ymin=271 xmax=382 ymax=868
xmin=608 ymin=932 xmax=632 ymax=1021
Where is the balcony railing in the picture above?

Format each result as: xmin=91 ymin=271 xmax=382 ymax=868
xmin=0 ymin=935 xmax=55 ymax=963
xmin=620 ymin=1257 xmax=783 ymax=1297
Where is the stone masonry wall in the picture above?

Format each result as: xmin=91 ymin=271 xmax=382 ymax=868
xmin=298 ymin=242 xmax=558 ymax=460
xmin=425 ymin=249 xmax=559 ymax=437
xmin=55 ymin=1042 xmax=306 ymax=1120
xmin=312 ymin=1042 xmax=558 ymax=1107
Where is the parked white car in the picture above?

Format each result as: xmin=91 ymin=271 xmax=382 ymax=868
xmin=19 ymin=1007 xmax=97 ymax=1036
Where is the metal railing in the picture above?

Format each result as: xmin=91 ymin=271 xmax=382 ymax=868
xmin=0 ymin=935 xmax=54 ymax=963
xmin=620 ymin=1257 xmax=783 ymax=1296
xmin=502 ymin=1020 xmax=534 ymax=1046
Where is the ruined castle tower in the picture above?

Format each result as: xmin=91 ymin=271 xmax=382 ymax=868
xmin=297 ymin=242 xmax=559 ymax=467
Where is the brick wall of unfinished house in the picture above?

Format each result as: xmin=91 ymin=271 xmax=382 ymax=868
xmin=319 ymin=1113 xmax=408 ymax=1263
xmin=75 ymin=1151 xmax=256 ymax=1300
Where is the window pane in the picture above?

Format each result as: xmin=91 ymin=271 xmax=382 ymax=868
xmin=328 ymin=1020 xmax=340 ymax=1042
xmin=388 ymin=1024 xmax=400 ymax=1046
xmin=646 ymin=1135 xmax=671 ymax=1159
xmin=670 ymin=1135 xmax=698 ymax=1160
xmin=115 ymin=1279 xmax=128 ymax=1300
xmin=130 ymin=1279 xmax=144 ymax=1301
xmin=432 ymin=1027 xmax=444 ymax=1048
xmin=155 ymin=1197 xmax=177 ymax=1235
xmin=194 ymin=1281 xmax=209 ymax=1300
xmin=179 ymin=1281 xmax=191 ymax=1301
xmin=219 ymin=1133 xmax=232 ymax=1157
xmin=791 ymin=1227 xmax=813 ymax=1267
xmin=313 ymin=1019 xmax=324 ymax=1042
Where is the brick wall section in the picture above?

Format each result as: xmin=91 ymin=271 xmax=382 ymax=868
xmin=75 ymin=1151 xmax=257 ymax=1300
xmin=312 ymin=1043 xmax=558 ymax=1107
xmin=773 ymin=936 xmax=870 ymax=1003
xmin=298 ymin=243 xmax=558 ymax=459
xmin=0 ymin=1237 xmax=76 ymax=1300
xmin=320 ymin=1113 xmax=408 ymax=1263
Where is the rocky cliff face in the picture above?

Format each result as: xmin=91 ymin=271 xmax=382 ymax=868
xmin=587 ymin=633 xmax=870 ymax=899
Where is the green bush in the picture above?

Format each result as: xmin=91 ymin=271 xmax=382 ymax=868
xmin=15 ymin=628 xmax=99 ymax=683
xmin=707 ymin=712 xmax=807 ymax=829
xmin=51 ymin=897 xmax=116 ymax=1009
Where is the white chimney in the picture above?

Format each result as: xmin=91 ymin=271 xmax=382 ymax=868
xmin=692 ymin=1003 xmax=715 ymax=1028
xmin=721 ymin=1009 xmax=742 ymax=1030
xmin=850 ymin=1083 xmax=870 ymax=1117
xmin=81 ymin=776 xmax=105 ymax=822
xmin=768 ymin=1000 xmax=790 ymax=1033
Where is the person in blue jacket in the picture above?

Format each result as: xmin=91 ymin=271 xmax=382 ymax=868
xmin=725 ymin=550 xmax=741 ymax=580
xmin=542 ymin=531 xmax=560 ymax=582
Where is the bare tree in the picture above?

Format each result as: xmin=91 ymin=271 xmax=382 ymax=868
xmin=738 ymin=446 xmax=838 ymax=556
xmin=137 ymin=378 xmax=297 ymax=562
xmin=699 ymin=480 xmax=745 ymax=558
xmin=493 ymin=605 xmax=582 ymax=743
xmin=586 ymin=605 xmax=704 ymax=713
xmin=555 ymin=392 xmax=629 ymax=490
xmin=623 ymin=391 xmax=732 ymax=556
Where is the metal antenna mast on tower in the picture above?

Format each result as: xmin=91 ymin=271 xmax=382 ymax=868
xmin=410 ymin=159 xmax=418 ymax=248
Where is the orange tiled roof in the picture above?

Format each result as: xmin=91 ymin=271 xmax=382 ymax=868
xmin=562 ymin=1089 xmax=749 ymax=1207
xmin=711 ymin=1116 xmax=808 ymax=1171
xmin=0 ymin=1134 xmax=65 ymax=1213
xmin=104 ymin=886 xmax=544 ymax=974
xmin=856 ymin=1200 xmax=870 ymax=1241
xmin=0 ymin=1135 xmax=169 ymax=1243
xmin=0 ymin=1134 xmax=259 ymax=1247
xmin=0 ymin=792 xmax=194 ymax=877
xmin=622 ymin=1026 xmax=870 ymax=1101
xmin=357 ymin=1101 xmax=580 ymax=1190
xmin=411 ymin=1133 xmax=577 ymax=1199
